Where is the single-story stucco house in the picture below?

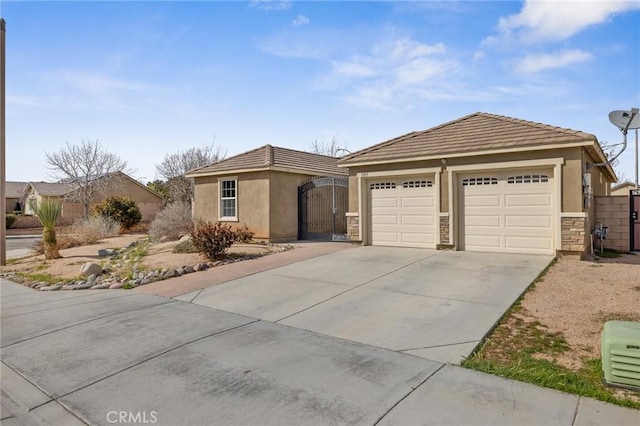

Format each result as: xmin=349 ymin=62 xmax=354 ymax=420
xmin=22 ymin=172 xmax=164 ymax=223
xmin=186 ymin=144 xmax=347 ymax=242
xmin=4 ymin=181 xmax=28 ymax=213
xmin=610 ymin=181 xmax=637 ymax=196
xmin=338 ymin=112 xmax=616 ymax=255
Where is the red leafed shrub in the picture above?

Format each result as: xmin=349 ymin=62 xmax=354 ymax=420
xmin=191 ymin=221 xmax=253 ymax=260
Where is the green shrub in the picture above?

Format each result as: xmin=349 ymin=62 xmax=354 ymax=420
xmin=5 ymin=214 xmax=17 ymax=229
xmin=93 ymin=197 xmax=141 ymax=230
xmin=172 ymin=238 xmax=198 ymax=253
xmin=149 ymin=202 xmax=193 ymax=241
xmin=190 ymin=221 xmax=248 ymax=260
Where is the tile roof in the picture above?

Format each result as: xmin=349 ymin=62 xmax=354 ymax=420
xmin=339 ymin=112 xmax=598 ymax=165
xmin=186 ymin=144 xmax=347 ymax=177
xmin=28 ymin=181 xmax=76 ymax=197
xmin=5 ymin=181 xmax=28 ymax=198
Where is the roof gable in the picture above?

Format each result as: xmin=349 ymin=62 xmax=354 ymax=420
xmin=186 ymin=144 xmax=346 ymax=177
xmin=5 ymin=181 xmax=28 ymax=198
xmin=339 ymin=112 xmax=598 ymax=165
xmin=27 ymin=181 xmax=76 ymax=197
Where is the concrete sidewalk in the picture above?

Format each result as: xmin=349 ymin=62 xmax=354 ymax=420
xmin=1 ymin=279 xmax=637 ymax=425
xmin=136 ymin=241 xmax=355 ymax=298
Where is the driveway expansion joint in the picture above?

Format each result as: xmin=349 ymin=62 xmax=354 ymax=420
xmin=372 ymin=363 xmax=446 ymax=426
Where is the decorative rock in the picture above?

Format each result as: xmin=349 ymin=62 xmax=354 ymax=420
xmin=76 ymin=283 xmax=93 ymax=290
xmin=91 ymin=283 xmax=110 ymax=289
xmin=98 ymin=248 xmax=116 ymax=257
xmin=184 ymin=266 xmax=195 ymax=274
xmin=109 ymin=282 xmax=124 ymax=289
xmin=163 ymin=270 xmax=178 ymax=279
xmin=80 ymin=262 xmax=102 ymax=277
xmin=87 ymin=274 xmax=97 ymax=284
xmin=62 ymin=284 xmax=77 ymax=290
xmin=178 ymin=234 xmax=192 ymax=243
xmin=40 ymin=284 xmax=61 ymax=291
xmin=193 ymin=263 xmax=204 ymax=272
xmin=140 ymin=278 xmax=153 ymax=285
xmin=176 ymin=267 xmax=186 ymax=276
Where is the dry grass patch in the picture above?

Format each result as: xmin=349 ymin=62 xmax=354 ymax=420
xmin=464 ymin=253 xmax=640 ymax=409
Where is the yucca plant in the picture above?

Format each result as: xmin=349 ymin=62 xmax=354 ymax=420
xmin=30 ymin=198 xmax=63 ymax=259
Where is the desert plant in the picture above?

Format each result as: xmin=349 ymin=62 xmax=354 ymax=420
xmin=29 ymin=198 xmax=63 ymax=259
xmin=149 ymin=202 xmax=193 ymax=241
xmin=93 ymin=196 xmax=141 ymax=229
xmin=5 ymin=213 xmax=17 ymax=229
xmin=190 ymin=221 xmax=244 ymax=260
xmin=71 ymin=215 xmax=120 ymax=244
xmin=235 ymin=223 xmax=255 ymax=243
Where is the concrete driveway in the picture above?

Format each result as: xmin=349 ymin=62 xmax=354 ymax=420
xmin=3 ymin=277 xmax=637 ymax=425
xmin=175 ymin=247 xmax=553 ymax=364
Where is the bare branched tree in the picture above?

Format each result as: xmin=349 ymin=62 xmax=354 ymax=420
xmin=45 ymin=139 xmax=129 ymax=218
xmin=601 ymin=141 xmax=627 ymax=182
xmin=308 ymin=136 xmax=347 ymax=157
xmin=155 ymin=143 xmax=227 ymax=204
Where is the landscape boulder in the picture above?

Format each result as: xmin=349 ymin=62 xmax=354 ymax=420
xmin=80 ymin=262 xmax=102 ymax=277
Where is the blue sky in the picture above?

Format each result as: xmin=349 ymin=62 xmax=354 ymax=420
xmin=2 ymin=1 xmax=640 ymax=183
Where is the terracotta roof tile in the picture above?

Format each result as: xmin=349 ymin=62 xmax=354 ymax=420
xmin=187 ymin=145 xmax=346 ymax=177
xmin=339 ymin=112 xmax=597 ymax=165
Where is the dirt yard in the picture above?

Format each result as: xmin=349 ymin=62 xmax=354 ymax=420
xmin=520 ymin=252 xmax=640 ymax=370
xmin=1 ymin=234 xmax=288 ymax=281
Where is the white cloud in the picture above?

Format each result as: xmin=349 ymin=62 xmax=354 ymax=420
xmin=326 ymin=38 xmax=457 ymax=109
xmin=249 ymin=0 xmax=292 ymax=11
xmin=489 ymin=0 xmax=640 ymax=45
xmin=473 ymin=50 xmax=485 ymax=61
xmin=514 ymin=49 xmax=594 ymax=74
xmin=292 ymin=14 xmax=310 ymax=27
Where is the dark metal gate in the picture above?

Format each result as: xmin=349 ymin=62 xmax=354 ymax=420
xmin=631 ymin=188 xmax=640 ymax=251
xmin=298 ymin=176 xmax=349 ymax=241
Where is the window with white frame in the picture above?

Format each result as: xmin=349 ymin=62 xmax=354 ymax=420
xmin=219 ymin=179 xmax=237 ymax=220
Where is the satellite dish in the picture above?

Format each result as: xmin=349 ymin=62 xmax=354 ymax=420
xmin=609 ymin=109 xmax=640 ymax=131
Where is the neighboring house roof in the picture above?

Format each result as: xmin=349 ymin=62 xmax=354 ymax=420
xmin=611 ymin=181 xmax=637 ymax=192
xmin=27 ymin=181 xmax=76 ymax=197
xmin=5 ymin=181 xmax=28 ymax=198
xmin=338 ymin=112 xmax=612 ymax=175
xmin=186 ymin=144 xmax=347 ymax=178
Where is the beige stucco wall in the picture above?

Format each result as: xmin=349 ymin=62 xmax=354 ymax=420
xmin=193 ymin=172 xmax=271 ymax=240
xmin=268 ymin=171 xmax=310 ymax=242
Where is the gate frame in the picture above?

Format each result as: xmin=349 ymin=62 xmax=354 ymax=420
xmin=631 ymin=188 xmax=640 ymax=251
xmin=298 ymin=176 xmax=349 ymax=241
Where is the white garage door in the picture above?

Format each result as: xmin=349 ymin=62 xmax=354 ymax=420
xmin=460 ymin=170 xmax=554 ymax=255
xmin=370 ymin=178 xmax=436 ymax=248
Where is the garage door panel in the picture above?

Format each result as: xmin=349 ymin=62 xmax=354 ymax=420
xmin=400 ymin=196 xmax=434 ymax=208
xmin=505 ymin=194 xmax=551 ymax=207
xmin=460 ymin=169 xmax=554 ymax=255
xmin=506 ymin=236 xmax=552 ymax=250
xmin=372 ymin=198 xmax=398 ymax=208
xmin=505 ymin=215 xmax=552 ymax=228
xmin=466 ymin=216 xmax=500 ymax=227
xmin=372 ymin=215 xmax=398 ymax=225
xmin=465 ymin=235 xmax=501 ymax=248
xmin=401 ymin=215 xmax=434 ymax=226
xmin=372 ymin=232 xmax=400 ymax=243
xmin=402 ymin=232 xmax=435 ymax=245
xmin=464 ymin=194 xmax=501 ymax=207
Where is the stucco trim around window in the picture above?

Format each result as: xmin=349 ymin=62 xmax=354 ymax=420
xmin=218 ymin=177 xmax=238 ymax=222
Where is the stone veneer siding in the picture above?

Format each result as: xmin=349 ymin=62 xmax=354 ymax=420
xmin=439 ymin=215 xmax=449 ymax=245
xmin=561 ymin=216 xmax=587 ymax=252
xmin=346 ymin=214 xmax=360 ymax=241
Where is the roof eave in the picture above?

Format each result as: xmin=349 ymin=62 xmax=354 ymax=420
xmin=187 ymin=166 xmax=347 ymax=179
xmin=338 ymin=140 xmax=598 ymax=168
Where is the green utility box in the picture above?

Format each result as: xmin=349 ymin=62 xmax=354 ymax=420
xmin=601 ymin=321 xmax=640 ymax=391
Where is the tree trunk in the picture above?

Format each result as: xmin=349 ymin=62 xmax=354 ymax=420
xmin=43 ymin=227 xmax=61 ymax=259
